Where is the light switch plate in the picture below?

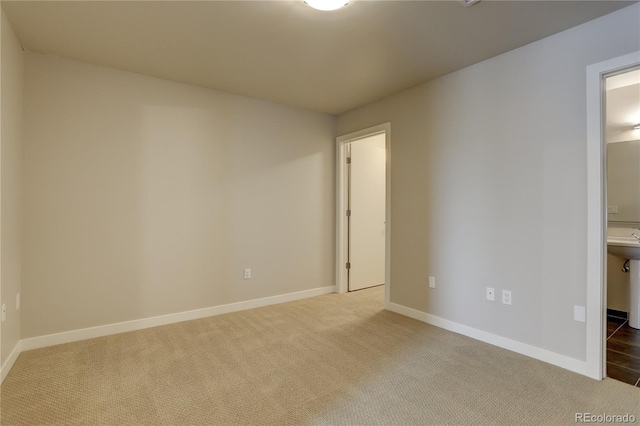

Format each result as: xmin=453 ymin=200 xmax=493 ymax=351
xmin=574 ymin=305 xmax=586 ymax=323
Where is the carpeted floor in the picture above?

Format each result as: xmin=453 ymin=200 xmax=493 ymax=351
xmin=1 ymin=286 xmax=638 ymax=425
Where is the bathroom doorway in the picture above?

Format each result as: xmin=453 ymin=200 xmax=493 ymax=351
xmin=604 ymin=67 xmax=640 ymax=386
xmin=586 ymin=51 xmax=639 ymax=381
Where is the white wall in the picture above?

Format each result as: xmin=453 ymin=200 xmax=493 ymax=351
xmin=607 ymin=140 xmax=640 ymax=223
xmin=607 ymin=254 xmax=629 ymax=313
xmin=337 ymin=4 xmax=640 ymax=361
xmin=1 ymin=10 xmax=24 ymax=366
xmin=22 ymin=52 xmax=336 ymax=338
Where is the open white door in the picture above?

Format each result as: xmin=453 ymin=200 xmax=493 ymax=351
xmin=348 ymin=134 xmax=386 ymax=291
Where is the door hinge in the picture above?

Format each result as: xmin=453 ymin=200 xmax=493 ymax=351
xmin=346 ymin=157 xmax=351 ymax=164
xmin=346 ymin=209 xmax=351 ymax=217
xmin=346 ymin=262 xmax=351 ymax=269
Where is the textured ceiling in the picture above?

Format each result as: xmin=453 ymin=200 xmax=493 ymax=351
xmin=2 ymin=0 xmax=634 ymax=114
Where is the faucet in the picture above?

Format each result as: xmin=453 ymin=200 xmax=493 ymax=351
xmin=632 ymin=232 xmax=640 ymax=242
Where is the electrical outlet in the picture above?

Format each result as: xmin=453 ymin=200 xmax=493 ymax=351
xmin=502 ymin=290 xmax=512 ymax=305
xmin=244 ymin=268 xmax=251 ymax=279
xmin=1 ymin=304 xmax=6 ymax=322
xmin=429 ymin=276 xmax=436 ymax=288
xmin=16 ymin=293 xmax=20 ymax=310
xmin=486 ymin=287 xmax=495 ymax=301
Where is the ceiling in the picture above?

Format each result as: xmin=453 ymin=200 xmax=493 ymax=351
xmin=2 ymin=0 xmax=635 ymax=115
xmin=606 ymin=70 xmax=640 ymax=144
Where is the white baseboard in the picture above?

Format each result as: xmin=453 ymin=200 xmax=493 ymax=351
xmin=19 ymin=285 xmax=336 ymax=354
xmin=1 ymin=341 xmax=22 ymax=383
xmin=386 ymin=302 xmax=587 ymax=377
xmin=7 ymin=290 xmax=584 ymax=384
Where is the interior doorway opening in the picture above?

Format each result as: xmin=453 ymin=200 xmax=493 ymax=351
xmin=603 ymin=67 xmax=640 ymax=386
xmin=586 ymin=51 xmax=640 ymax=381
xmin=336 ymin=123 xmax=391 ymax=306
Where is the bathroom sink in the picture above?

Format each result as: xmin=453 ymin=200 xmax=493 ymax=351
xmin=607 ymin=236 xmax=640 ymax=260
xmin=608 ymin=230 xmax=640 ymax=329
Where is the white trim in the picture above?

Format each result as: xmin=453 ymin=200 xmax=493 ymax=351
xmin=387 ymin=302 xmax=587 ymax=376
xmin=336 ymin=123 xmax=391 ymax=309
xmin=1 ymin=341 xmax=22 ymax=383
xmin=586 ymin=52 xmax=640 ymax=380
xmin=19 ymin=286 xmax=335 ymax=352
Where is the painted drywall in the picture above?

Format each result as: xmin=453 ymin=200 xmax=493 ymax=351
xmin=22 ymin=52 xmax=336 ymax=338
xmin=1 ymin=11 xmax=24 ymax=366
xmin=605 ymin=83 xmax=640 ymax=144
xmin=337 ymin=4 xmax=640 ymax=361
xmin=607 ymin=140 xmax=640 ymax=223
xmin=607 ymin=254 xmax=629 ymax=313
xmin=606 ymin=140 xmax=640 ymax=313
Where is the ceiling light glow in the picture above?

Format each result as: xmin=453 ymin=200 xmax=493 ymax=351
xmin=305 ymin=0 xmax=348 ymax=11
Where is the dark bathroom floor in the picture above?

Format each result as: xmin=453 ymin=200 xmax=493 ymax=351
xmin=607 ymin=314 xmax=640 ymax=386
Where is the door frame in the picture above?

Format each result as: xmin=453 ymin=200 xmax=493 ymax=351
xmin=336 ymin=123 xmax=391 ymax=307
xmin=586 ymin=51 xmax=640 ymax=380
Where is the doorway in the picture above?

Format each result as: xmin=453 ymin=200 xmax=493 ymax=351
xmin=586 ymin=51 xmax=640 ymax=381
xmin=603 ymin=67 xmax=640 ymax=386
xmin=336 ymin=124 xmax=391 ymax=305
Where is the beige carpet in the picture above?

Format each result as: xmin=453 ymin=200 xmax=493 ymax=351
xmin=1 ymin=286 xmax=638 ymax=425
